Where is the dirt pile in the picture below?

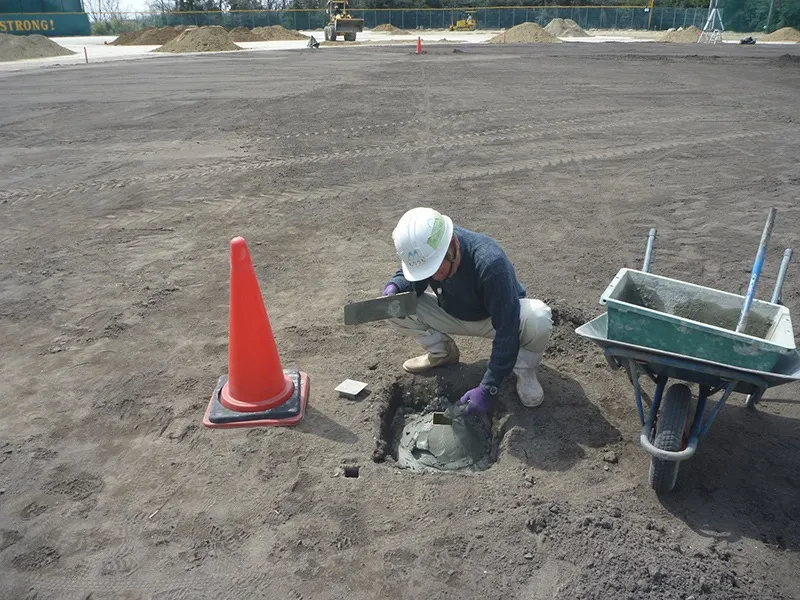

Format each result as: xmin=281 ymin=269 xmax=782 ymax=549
xmin=763 ymin=26 xmax=800 ymax=42
xmin=661 ymin=25 xmax=701 ymax=43
xmin=773 ymin=53 xmax=800 ymax=66
xmin=372 ymin=23 xmax=409 ymax=34
xmin=154 ymin=26 xmax=242 ymax=53
xmin=251 ymin=25 xmax=307 ymax=41
xmin=229 ymin=26 xmax=263 ymax=42
xmin=489 ymin=22 xmax=561 ymax=44
xmin=111 ymin=26 xmax=183 ymax=46
xmin=0 ymin=33 xmax=74 ymax=62
xmin=545 ymin=18 xmax=589 ymax=37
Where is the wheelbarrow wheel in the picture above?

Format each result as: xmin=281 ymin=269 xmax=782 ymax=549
xmin=649 ymin=383 xmax=691 ymax=494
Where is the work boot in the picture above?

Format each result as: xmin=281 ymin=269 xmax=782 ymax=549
xmin=403 ymin=330 xmax=460 ymax=373
xmin=514 ymin=348 xmax=544 ymax=407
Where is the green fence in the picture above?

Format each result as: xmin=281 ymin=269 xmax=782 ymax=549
xmin=116 ymin=6 xmax=719 ymax=33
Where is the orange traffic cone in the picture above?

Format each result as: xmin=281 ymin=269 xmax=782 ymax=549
xmin=416 ymin=36 xmax=423 ymax=54
xmin=203 ymin=237 xmax=308 ymax=429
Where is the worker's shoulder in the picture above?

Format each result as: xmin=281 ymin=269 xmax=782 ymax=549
xmin=457 ymin=226 xmax=513 ymax=273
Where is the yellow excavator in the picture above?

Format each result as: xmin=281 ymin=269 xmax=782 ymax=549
xmin=449 ymin=11 xmax=478 ymax=31
xmin=324 ymin=0 xmax=364 ymax=42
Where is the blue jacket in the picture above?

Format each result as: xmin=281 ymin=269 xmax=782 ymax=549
xmin=390 ymin=225 xmax=526 ymax=389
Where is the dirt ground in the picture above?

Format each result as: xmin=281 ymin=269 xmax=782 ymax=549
xmin=1 ymin=42 xmax=799 ymax=600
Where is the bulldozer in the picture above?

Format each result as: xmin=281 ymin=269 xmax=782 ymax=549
xmin=324 ymin=0 xmax=363 ymax=42
xmin=449 ymin=11 xmax=478 ymax=31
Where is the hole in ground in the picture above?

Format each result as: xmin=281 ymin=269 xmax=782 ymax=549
xmin=343 ymin=466 xmax=360 ymax=478
xmin=372 ymin=375 xmax=506 ymax=473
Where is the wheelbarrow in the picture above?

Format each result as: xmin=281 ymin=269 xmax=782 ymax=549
xmin=576 ymin=210 xmax=800 ymax=493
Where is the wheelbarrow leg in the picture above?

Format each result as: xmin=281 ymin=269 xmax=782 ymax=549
xmin=746 ymin=387 xmax=766 ymax=409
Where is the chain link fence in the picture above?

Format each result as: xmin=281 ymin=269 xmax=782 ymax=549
xmin=116 ymin=7 xmax=716 ymax=33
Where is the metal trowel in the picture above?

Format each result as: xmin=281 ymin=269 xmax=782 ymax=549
xmin=343 ymin=292 xmax=417 ymax=326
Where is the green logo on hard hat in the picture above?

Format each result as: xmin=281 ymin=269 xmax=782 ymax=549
xmin=426 ymin=216 xmax=445 ymax=249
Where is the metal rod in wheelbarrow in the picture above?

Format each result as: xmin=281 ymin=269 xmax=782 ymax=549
xmin=770 ymin=248 xmax=793 ymax=305
xmin=642 ymin=228 xmax=657 ymax=273
xmin=736 ymin=207 xmax=778 ymax=333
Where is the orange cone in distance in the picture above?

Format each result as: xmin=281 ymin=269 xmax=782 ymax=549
xmin=203 ymin=237 xmax=308 ymax=429
xmin=416 ymin=36 xmax=423 ymax=54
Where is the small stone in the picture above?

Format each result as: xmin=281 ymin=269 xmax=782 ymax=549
xmin=0 ymin=488 xmax=5 ymax=494
xmin=687 ymin=596 xmax=696 ymax=600
xmin=604 ymin=465 xmax=610 ymax=471
xmin=648 ymin=565 xmax=664 ymax=582
xmin=603 ymin=451 xmax=618 ymax=464
xmin=476 ymin=533 xmax=484 ymax=539
xmin=670 ymin=543 xmax=682 ymax=553
xmin=527 ymin=516 xmax=547 ymax=533
xmin=611 ymin=507 xmax=622 ymax=518
xmin=523 ymin=552 xmax=534 ymax=560
xmin=524 ymin=473 xmax=535 ymax=484
xmin=636 ymin=579 xmax=650 ymax=593
xmin=549 ymin=504 xmax=560 ymax=514
xmin=699 ymin=577 xmax=712 ymax=593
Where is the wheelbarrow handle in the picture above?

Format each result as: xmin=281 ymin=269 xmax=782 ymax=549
xmin=642 ymin=228 xmax=657 ymax=273
xmin=770 ymin=248 xmax=793 ymax=305
xmin=736 ymin=207 xmax=777 ymax=333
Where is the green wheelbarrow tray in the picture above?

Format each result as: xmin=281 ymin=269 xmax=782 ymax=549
xmin=576 ymin=312 xmax=800 ymax=396
xmin=598 ymin=268 xmax=796 ymax=373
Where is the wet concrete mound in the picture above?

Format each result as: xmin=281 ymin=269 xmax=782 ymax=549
xmin=374 ymin=381 xmax=496 ymax=473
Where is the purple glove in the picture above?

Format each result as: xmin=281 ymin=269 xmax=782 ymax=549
xmin=383 ymin=283 xmax=399 ymax=296
xmin=459 ymin=385 xmax=492 ymax=415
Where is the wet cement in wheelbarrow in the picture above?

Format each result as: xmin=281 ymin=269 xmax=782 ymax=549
xmin=622 ymin=284 xmax=773 ymax=338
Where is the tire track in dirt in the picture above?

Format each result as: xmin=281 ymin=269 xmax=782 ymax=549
xmin=0 ymin=108 xmax=625 ymax=197
xmin=197 ymin=128 xmax=788 ymax=215
xmin=0 ymin=107 xmax=781 ymax=207
xmin=0 ymin=127 xmax=787 ymax=247
xmin=90 ymin=128 xmax=789 ymax=232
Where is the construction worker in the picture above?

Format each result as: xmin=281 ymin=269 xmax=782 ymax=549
xmin=383 ymin=207 xmax=553 ymax=415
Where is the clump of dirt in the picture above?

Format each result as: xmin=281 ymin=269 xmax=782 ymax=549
xmin=251 ymin=25 xmax=307 ymax=41
xmin=0 ymin=33 xmax=74 ymax=62
xmin=372 ymin=23 xmax=409 ymax=34
xmin=154 ymin=26 xmax=242 ymax=53
xmin=773 ymin=53 xmax=800 ymax=66
xmin=661 ymin=25 xmax=701 ymax=43
xmin=111 ymin=26 xmax=182 ymax=46
xmin=229 ymin=27 xmax=263 ymax=42
xmin=489 ymin=23 xmax=561 ymax=44
xmin=763 ymin=26 xmax=800 ymax=42
xmin=545 ymin=18 xmax=589 ymax=37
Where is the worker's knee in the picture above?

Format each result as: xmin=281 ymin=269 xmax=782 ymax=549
xmin=519 ymin=298 xmax=553 ymax=352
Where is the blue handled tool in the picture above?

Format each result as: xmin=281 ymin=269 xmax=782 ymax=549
xmin=736 ymin=208 xmax=777 ymax=333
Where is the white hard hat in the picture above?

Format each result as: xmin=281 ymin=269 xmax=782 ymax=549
xmin=392 ymin=207 xmax=454 ymax=281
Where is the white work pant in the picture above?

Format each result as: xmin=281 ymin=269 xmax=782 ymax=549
xmin=389 ymin=292 xmax=552 ymax=355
